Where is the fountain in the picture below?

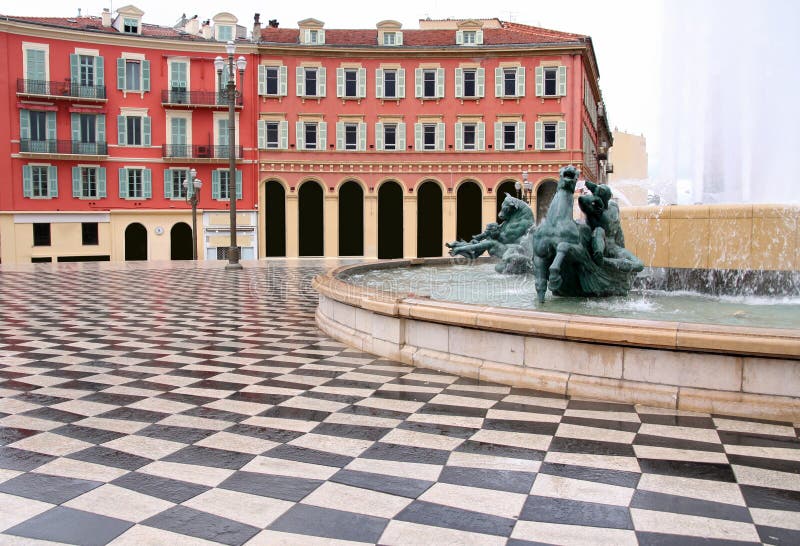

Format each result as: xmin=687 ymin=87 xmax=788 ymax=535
xmin=313 ymin=167 xmax=800 ymax=422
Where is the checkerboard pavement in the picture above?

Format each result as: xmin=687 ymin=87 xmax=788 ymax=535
xmin=0 ymin=259 xmax=798 ymax=545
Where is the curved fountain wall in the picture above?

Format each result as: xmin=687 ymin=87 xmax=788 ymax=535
xmin=315 ymin=259 xmax=800 ymax=422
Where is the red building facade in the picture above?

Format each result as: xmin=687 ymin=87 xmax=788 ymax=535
xmin=0 ymin=10 xmax=611 ymax=263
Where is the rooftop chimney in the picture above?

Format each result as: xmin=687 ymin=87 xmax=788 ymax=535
xmin=77 ymin=8 xmax=81 ymax=17
xmin=101 ymin=8 xmax=111 ymax=27
xmin=252 ymin=13 xmax=261 ymax=41
xmin=185 ymin=15 xmax=199 ymax=35
xmin=269 ymin=19 xmax=279 ymax=28
xmin=201 ymin=19 xmax=212 ymax=39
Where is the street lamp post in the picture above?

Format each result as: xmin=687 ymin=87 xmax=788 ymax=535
xmin=215 ymin=42 xmax=246 ymax=270
xmin=522 ymin=170 xmax=532 ymax=204
xmin=183 ymin=168 xmax=202 ymax=260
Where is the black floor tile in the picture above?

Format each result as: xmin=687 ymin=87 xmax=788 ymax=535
xmin=740 ymin=485 xmax=800 ymax=512
xmin=4 ymin=506 xmax=133 ymax=546
xmin=638 ymin=458 xmax=736 ymax=482
xmin=98 ymin=407 xmax=170 ymax=423
xmin=311 ymin=421 xmax=391 ymax=441
xmin=0 ymin=427 xmax=38 ymax=446
xmin=0 ymin=472 xmax=102 ymax=503
xmin=219 ymin=470 xmax=323 ymax=501
xmin=397 ymin=420 xmax=477 ymax=439
xmin=757 ymin=524 xmax=800 ymax=545
xmin=456 ymin=440 xmax=546 ymax=461
xmin=635 ymin=531 xmax=760 ymax=546
xmin=439 ymin=466 xmax=536 ymax=494
xmin=268 ymin=504 xmax=389 ymax=543
xmin=549 ymin=437 xmax=635 ymax=457
xmin=637 ymin=414 xmax=715 ymax=428
xmin=21 ymin=406 xmax=85 ymax=424
xmin=265 ymin=444 xmax=353 ymax=468
xmin=111 ymin=471 xmax=210 ymax=503
xmin=631 ymin=490 xmax=752 ymax=522
xmin=50 ymin=424 xmax=126 ymax=445
xmin=331 ymin=468 xmax=433 ymax=498
xmin=0 ymin=446 xmax=56 ymax=471
xmin=519 ymin=495 xmax=633 ymax=529
xmin=482 ymin=418 xmax=560 ymax=435
xmin=395 ymin=500 xmax=516 ymax=537
xmin=68 ymin=446 xmax=153 ymax=470
xmin=361 ymin=442 xmax=451 ymax=465
xmin=560 ymin=415 xmax=641 ymax=433
xmin=538 ymin=462 xmax=641 ymax=488
xmin=134 ymin=424 xmax=217 ymax=443
xmin=163 ymin=446 xmax=254 ymax=470
xmin=141 ymin=505 xmax=260 ymax=546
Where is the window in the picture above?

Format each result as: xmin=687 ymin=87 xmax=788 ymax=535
xmin=503 ymin=123 xmax=517 ymax=150
xmin=169 ymin=60 xmax=189 ymax=103
xmin=116 ymin=58 xmax=151 ymax=92
xmin=455 ymin=68 xmax=485 ymax=99
xmin=300 ymin=28 xmax=326 ymax=45
xmin=164 ymin=168 xmax=189 ymax=199
xmin=81 ymin=223 xmax=99 ymax=245
xmin=168 ymin=116 xmax=189 ymax=157
xmin=463 ymin=31 xmax=476 ymax=44
xmin=455 ymin=122 xmax=484 ymax=151
xmin=123 ymin=17 xmax=139 ymax=34
xmin=20 ymin=110 xmax=56 ymax=153
xmin=308 ymin=30 xmax=320 ymax=43
xmin=383 ymin=32 xmax=402 ymax=45
xmin=463 ymin=124 xmax=476 ymax=150
xmin=71 ymin=113 xmax=106 ymax=155
xmin=456 ymin=29 xmax=483 ymax=45
xmin=257 ymin=120 xmax=288 ymax=149
xmin=415 ymin=122 xmax=444 ymax=151
xmin=217 ymin=25 xmax=233 ymax=42
xmin=383 ymin=124 xmax=397 ymax=150
xmin=125 ymin=61 xmax=140 ymax=91
xmin=345 ymin=70 xmax=357 ymax=97
xmin=72 ymin=166 xmax=106 ymax=198
xmin=296 ymin=66 xmax=326 ymax=97
xmin=33 ymin=223 xmax=50 ymax=246
xmin=535 ymin=120 xmax=567 ymax=150
xmin=337 ymin=68 xmax=366 ymax=99
xmin=70 ymin=53 xmax=104 ymax=98
xmin=494 ymin=121 xmax=526 ymax=151
xmin=118 ymin=115 xmax=151 ymax=147
xmin=376 ymin=122 xmax=405 ymax=151
xmin=118 ymin=167 xmax=150 ymax=199
xmin=23 ymin=165 xmax=57 ymax=198
xmin=212 ymin=169 xmax=242 ymax=200
xmin=384 ymin=70 xmax=396 ymax=98
xmin=536 ymin=66 xmax=567 ymax=97
xmin=504 ymin=69 xmax=517 ymax=96
xmin=79 ymin=55 xmax=95 ymax=87
xmin=296 ymin=121 xmax=327 ymax=150
xmin=376 ymin=68 xmax=405 ymax=99
xmin=305 ymin=123 xmax=318 ymax=149
xmin=464 ymin=70 xmax=476 ymax=97
xmin=495 ymin=67 xmax=525 ymax=98
xmin=423 ymin=124 xmax=436 ymax=150
xmin=266 ymin=121 xmax=279 ymax=148
xmin=258 ymin=65 xmax=288 ymax=96
xmin=336 ymin=122 xmax=366 ymax=151
xmin=344 ymin=124 xmax=357 ymax=149
xmin=415 ymin=68 xmax=444 ymax=99
xmin=543 ymin=123 xmax=557 ymax=149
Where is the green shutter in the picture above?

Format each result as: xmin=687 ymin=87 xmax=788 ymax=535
xmin=118 ymin=115 xmax=127 ymax=145
xmin=436 ymin=68 xmax=445 ymax=98
xmin=20 ymin=110 xmax=30 ymax=140
xmin=25 ymin=49 xmax=46 ymax=81
xmin=117 ymin=58 xmax=125 ymax=90
xmin=143 ymin=116 xmax=151 ymax=147
xmin=257 ymin=120 xmax=266 ymax=149
xmin=70 ymin=54 xmax=79 ymax=84
xmin=211 ymin=170 xmax=220 ymax=199
xmin=95 ymin=56 xmax=104 ymax=87
xmin=558 ymin=65 xmax=567 ymax=96
xmin=164 ymin=169 xmax=173 ymax=199
xmin=142 ymin=60 xmax=150 ymax=92
xmin=336 ymin=67 xmax=344 ymax=98
xmin=535 ymin=121 xmax=543 ymax=150
xmin=358 ymin=68 xmax=366 ymax=98
xmin=477 ymin=68 xmax=485 ymax=97
xmin=185 ymin=169 xmax=193 ymax=198
xmin=96 ymin=115 xmax=106 ymax=146
xmin=236 ymin=169 xmax=242 ymax=200
xmin=414 ymin=68 xmax=423 ymax=98
xmin=279 ymin=121 xmax=288 ymax=149
xmin=375 ymin=122 xmax=384 ymax=151
xmin=336 ymin=122 xmax=344 ymax=150
xmin=494 ymin=122 xmax=502 ymax=150
xmin=258 ymin=65 xmax=267 ymax=95
xmin=98 ymin=167 xmax=106 ymax=197
xmin=455 ymin=68 xmax=463 ymax=98
xmin=398 ymin=69 xmax=406 ymax=98
xmin=46 ymin=112 xmax=56 ymax=141
xmin=71 ymin=113 xmax=80 ymax=142
xmin=318 ymin=67 xmax=326 ymax=97
xmin=279 ymin=66 xmax=287 ymax=96
xmin=143 ymin=169 xmax=152 ymax=198
xmin=535 ymin=66 xmax=544 ymax=97
xmin=375 ymin=68 xmax=384 ymax=99
xmin=516 ymin=121 xmax=526 ymax=150
xmin=358 ymin=122 xmax=367 ymax=151
xmin=557 ymin=121 xmax=567 ymax=150
xmin=22 ymin=165 xmax=33 ymax=197
xmin=118 ymin=168 xmax=128 ymax=198
xmin=48 ymin=166 xmax=58 ymax=197
xmin=455 ymin=122 xmax=463 ymax=151
xmin=494 ymin=67 xmax=503 ymax=97
xmin=72 ymin=166 xmax=81 ymax=197
xmin=517 ymin=67 xmax=526 ymax=97
xmin=296 ymin=67 xmax=304 ymax=96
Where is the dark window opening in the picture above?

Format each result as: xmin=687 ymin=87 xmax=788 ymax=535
xmin=544 ymin=122 xmax=557 ymax=149
xmin=345 ymin=124 xmax=358 ymax=150
xmin=266 ymin=122 xmax=279 ymax=148
xmin=504 ymin=69 xmax=516 ymax=96
xmin=383 ymin=70 xmax=396 ymax=97
xmin=126 ymin=116 xmax=141 ymax=146
xmin=304 ymin=123 xmax=317 ymax=150
xmin=463 ymin=69 xmax=476 ymax=97
xmin=265 ymin=181 xmax=286 ymax=257
xmin=384 ymin=124 xmax=397 ymax=150
xmin=544 ymin=68 xmax=557 ymax=96
xmin=33 ymin=223 xmax=51 ymax=246
xmin=30 ymin=111 xmax=47 ymax=141
xmin=503 ymin=123 xmax=516 ymax=149
xmin=423 ymin=124 xmax=436 ymax=150
xmin=338 ymin=181 xmax=363 ymax=256
xmin=299 ymin=182 xmax=324 ymax=256
xmin=463 ymin=124 xmax=476 ymax=150
xmin=304 ymin=68 xmax=317 ymax=96
xmin=378 ymin=182 xmax=403 ymax=259
xmin=265 ymin=67 xmax=278 ymax=95
xmin=423 ymin=70 xmax=436 ymax=97
xmin=81 ymin=222 xmax=99 ymax=245
xmin=344 ymin=70 xmax=358 ymax=97
xmin=31 ymin=257 xmax=52 ymax=263
xmin=417 ymin=181 xmax=442 ymax=258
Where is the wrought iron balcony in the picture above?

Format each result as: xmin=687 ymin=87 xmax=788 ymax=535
xmin=20 ymin=139 xmax=108 ymax=155
xmin=162 ymin=144 xmax=243 ymax=159
xmin=17 ymin=79 xmax=107 ymax=100
xmin=161 ymin=89 xmax=243 ymax=107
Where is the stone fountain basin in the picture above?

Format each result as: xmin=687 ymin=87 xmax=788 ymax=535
xmin=313 ymin=258 xmax=800 ymax=422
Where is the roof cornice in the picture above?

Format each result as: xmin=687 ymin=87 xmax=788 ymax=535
xmin=256 ymin=41 xmax=589 ymax=58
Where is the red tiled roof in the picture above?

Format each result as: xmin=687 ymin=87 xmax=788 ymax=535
xmin=260 ymin=22 xmax=586 ymax=46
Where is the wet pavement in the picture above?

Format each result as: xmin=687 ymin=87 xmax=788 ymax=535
xmin=0 ymin=259 xmax=798 ymax=545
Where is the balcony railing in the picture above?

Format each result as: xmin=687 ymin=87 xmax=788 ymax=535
xmin=161 ymin=89 xmax=243 ymax=107
xmin=20 ymin=139 xmax=108 ymax=155
xmin=162 ymin=144 xmax=243 ymax=159
xmin=17 ymin=79 xmax=107 ymax=100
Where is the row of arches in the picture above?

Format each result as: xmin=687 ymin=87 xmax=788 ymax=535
xmin=124 ymin=222 xmax=193 ymax=261
xmin=263 ymin=178 xmax=558 ymax=258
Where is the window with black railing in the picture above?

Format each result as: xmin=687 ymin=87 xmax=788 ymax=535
xmin=161 ymin=89 xmax=242 ymax=106
xmin=17 ymin=78 xmax=106 ymax=99
xmin=20 ymin=140 xmax=107 ymax=155
xmin=161 ymin=144 xmax=243 ymax=159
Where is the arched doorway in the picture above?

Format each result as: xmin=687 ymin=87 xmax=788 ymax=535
xmin=338 ymin=181 xmax=363 ymax=256
xmin=456 ymin=181 xmax=482 ymax=242
xmin=170 ymin=222 xmax=193 ymax=260
xmin=298 ymin=181 xmax=324 ymax=256
xmin=264 ymin=181 xmax=286 ymax=257
xmin=417 ymin=181 xmax=442 ymax=258
xmin=124 ymin=223 xmax=147 ymax=261
xmin=378 ymin=181 xmax=403 ymax=259
xmin=495 ymin=180 xmax=518 ymax=219
xmin=536 ymin=180 xmax=558 ymax=224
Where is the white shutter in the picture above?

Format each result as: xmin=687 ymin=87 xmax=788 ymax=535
xmin=258 ymin=65 xmax=267 ymax=95
xmin=516 ymin=121 xmax=526 ymax=150
xmin=477 ymin=68 xmax=485 ymax=98
xmin=398 ymin=69 xmax=406 ymax=98
xmin=318 ymin=122 xmax=327 ymax=149
xmin=375 ymin=68 xmax=384 ymax=99
xmin=279 ymin=120 xmax=288 ymax=149
xmin=455 ymin=68 xmax=463 ymax=98
xmin=258 ymin=120 xmax=266 ymax=149
xmin=318 ymin=29 xmax=325 ymax=44
xmin=414 ymin=123 xmax=422 ymax=150
xmin=495 ymin=67 xmax=503 ymax=97
xmin=303 ymin=29 xmax=311 ymax=44
xmin=336 ymin=67 xmax=344 ymax=98
xmin=535 ymin=66 xmax=544 ymax=97
xmin=475 ymin=29 xmax=484 ymax=44
xmin=516 ymin=67 xmax=526 ymax=97
xmin=414 ymin=68 xmax=423 ymax=98
xmin=279 ymin=66 xmax=288 ymax=96
xmin=296 ymin=67 xmax=304 ymax=96
xmin=336 ymin=122 xmax=345 ymax=150
xmin=397 ymin=123 xmax=406 ymax=150
xmin=494 ymin=122 xmax=502 ymax=151
xmin=358 ymin=68 xmax=366 ymax=98
xmin=557 ymin=121 xmax=567 ymax=149
xmin=436 ymin=122 xmax=445 ymax=151
xmin=436 ymin=68 xmax=445 ymax=98
xmin=296 ymin=121 xmax=304 ymax=149
xmin=375 ymin=122 xmax=384 ymax=151
xmin=455 ymin=30 xmax=464 ymax=45
xmin=396 ymin=32 xmax=403 ymax=45
xmin=455 ymin=122 xmax=463 ymax=151
xmin=535 ymin=121 xmax=543 ymax=150
xmin=558 ymin=65 xmax=567 ymax=96
xmin=477 ymin=122 xmax=485 ymax=150
xmin=358 ymin=122 xmax=367 ymax=150
xmin=318 ymin=67 xmax=326 ymax=97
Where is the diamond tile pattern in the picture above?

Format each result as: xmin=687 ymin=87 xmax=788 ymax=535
xmin=0 ymin=260 xmax=798 ymax=545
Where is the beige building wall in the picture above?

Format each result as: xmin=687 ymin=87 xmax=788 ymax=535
xmin=609 ymin=130 xmax=649 ymax=206
xmin=0 ymin=212 xmax=112 ymax=264
xmin=109 ymin=211 xmax=201 ymax=261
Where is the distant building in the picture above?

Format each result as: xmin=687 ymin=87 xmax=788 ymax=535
xmin=0 ymin=9 xmax=612 ymax=263
xmin=608 ymin=129 xmax=648 ymax=205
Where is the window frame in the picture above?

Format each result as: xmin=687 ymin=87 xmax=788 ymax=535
xmin=81 ymin=222 xmax=99 ymax=245
xmin=543 ymin=122 xmax=558 ymax=149
xmin=544 ymin=67 xmax=558 ymax=97
xmin=32 ymin=223 xmax=51 ymax=247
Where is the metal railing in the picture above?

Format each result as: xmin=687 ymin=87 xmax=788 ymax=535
xmin=20 ymin=139 xmax=108 ymax=155
xmin=17 ymin=79 xmax=107 ymax=100
xmin=162 ymin=144 xmax=243 ymax=159
xmin=161 ymin=89 xmax=243 ymax=107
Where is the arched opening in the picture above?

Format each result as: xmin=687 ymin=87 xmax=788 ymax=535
xmin=124 ymin=223 xmax=147 ymax=261
xmin=417 ymin=181 xmax=442 ymax=258
xmin=338 ymin=181 xmax=364 ymax=256
xmin=456 ymin=181 xmax=482 ymax=243
xmin=536 ymin=180 xmax=558 ymax=224
xmin=378 ymin=181 xmax=403 ymax=259
xmin=495 ymin=180 xmax=519 ymax=220
xmin=170 ymin=222 xmax=193 ymax=260
xmin=298 ymin=181 xmax=324 ymax=256
xmin=264 ymin=181 xmax=286 ymax=257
